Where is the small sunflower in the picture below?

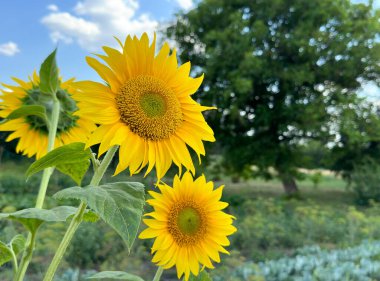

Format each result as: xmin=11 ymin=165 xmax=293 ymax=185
xmin=0 ymin=72 xmax=96 ymax=159
xmin=139 ymin=172 xmax=236 ymax=280
xmin=74 ymin=33 xmax=215 ymax=179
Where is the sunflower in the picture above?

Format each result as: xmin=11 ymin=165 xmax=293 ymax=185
xmin=139 ymin=172 xmax=236 ymax=280
xmin=74 ymin=33 xmax=215 ymax=179
xmin=0 ymin=72 xmax=96 ymax=159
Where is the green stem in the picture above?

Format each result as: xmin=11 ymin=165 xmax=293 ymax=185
xmin=13 ymin=232 xmax=36 ymax=281
xmin=35 ymin=97 xmax=60 ymax=209
xmin=42 ymin=145 xmax=118 ymax=281
xmin=11 ymin=247 xmax=18 ymax=276
xmin=152 ymin=267 xmax=164 ymax=281
xmin=14 ymin=97 xmax=60 ymax=281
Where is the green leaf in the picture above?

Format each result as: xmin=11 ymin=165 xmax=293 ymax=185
xmin=54 ymin=182 xmax=145 ymax=251
xmin=0 ymin=241 xmax=13 ymax=267
xmin=10 ymin=234 xmax=26 ymax=256
xmin=0 ymin=206 xmax=80 ymax=233
xmin=57 ymin=161 xmax=90 ymax=185
xmin=83 ymin=210 xmax=100 ymax=223
xmin=188 ymin=271 xmax=212 ymax=281
xmin=26 ymin=142 xmax=91 ymax=184
xmin=39 ymin=48 xmax=59 ymax=95
xmin=0 ymin=234 xmax=27 ymax=266
xmin=87 ymin=271 xmax=145 ymax=281
xmin=6 ymin=105 xmax=47 ymax=120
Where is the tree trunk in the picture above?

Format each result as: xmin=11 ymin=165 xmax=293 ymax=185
xmin=280 ymin=175 xmax=299 ymax=194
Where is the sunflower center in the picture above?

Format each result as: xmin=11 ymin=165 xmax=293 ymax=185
xmin=177 ymin=207 xmax=201 ymax=235
xmin=23 ymin=88 xmax=79 ymax=135
xmin=116 ymin=75 xmax=182 ymax=141
xmin=168 ymin=201 xmax=207 ymax=246
xmin=140 ymin=92 xmax=166 ymax=118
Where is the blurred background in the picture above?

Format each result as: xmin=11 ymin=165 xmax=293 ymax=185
xmin=1 ymin=0 xmax=380 ymax=280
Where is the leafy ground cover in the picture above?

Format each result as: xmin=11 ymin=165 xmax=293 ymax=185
xmin=1 ymin=161 xmax=380 ymax=280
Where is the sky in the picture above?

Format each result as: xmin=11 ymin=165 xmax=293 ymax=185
xmin=0 ymin=0 xmax=379 ymax=98
xmin=0 ymin=0 xmax=192 ymax=84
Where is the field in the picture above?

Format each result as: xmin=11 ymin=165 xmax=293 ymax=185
xmin=2 ymin=160 xmax=380 ymax=281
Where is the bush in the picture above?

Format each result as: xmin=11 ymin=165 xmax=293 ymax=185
xmin=232 ymin=198 xmax=380 ymax=261
xmin=350 ymin=159 xmax=380 ymax=205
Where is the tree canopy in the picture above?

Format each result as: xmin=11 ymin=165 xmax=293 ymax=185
xmin=166 ymin=0 xmax=380 ymax=193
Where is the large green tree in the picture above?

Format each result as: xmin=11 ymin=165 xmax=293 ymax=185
xmin=166 ymin=0 xmax=380 ymax=193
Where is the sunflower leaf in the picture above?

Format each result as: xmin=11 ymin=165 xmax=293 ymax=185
xmin=39 ymin=48 xmax=59 ymax=96
xmin=10 ymin=234 xmax=26 ymax=256
xmin=87 ymin=271 xmax=145 ymax=280
xmin=0 ymin=241 xmax=13 ymax=267
xmin=188 ymin=271 xmax=213 ymax=281
xmin=6 ymin=105 xmax=47 ymax=121
xmin=26 ymin=142 xmax=91 ymax=184
xmin=57 ymin=160 xmax=90 ymax=185
xmin=53 ymin=182 xmax=145 ymax=251
xmin=0 ymin=206 xmax=80 ymax=234
xmin=0 ymin=234 xmax=27 ymax=266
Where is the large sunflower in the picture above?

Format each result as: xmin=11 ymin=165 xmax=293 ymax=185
xmin=139 ymin=172 xmax=236 ymax=280
xmin=0 ymin=72 xmax=96 ymax=159
xmin=74 ymin=33 xmax=215 ymax=179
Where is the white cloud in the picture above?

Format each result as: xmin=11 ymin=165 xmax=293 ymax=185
xmin=0 ymin=42 xmax=20 ymax=56
xmin=176 ymin=0 xmax=193 ymax=10
xmin=47 ymin=4 xmax=59 ymax=12
xmin=41 ymin=0 xmax=158 ymax=51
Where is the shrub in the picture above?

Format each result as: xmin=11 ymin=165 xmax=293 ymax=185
xmin=232 ymin=198 xmax=380 ymax=261
xmin=350 ymin=159 xmax=380 ymax=205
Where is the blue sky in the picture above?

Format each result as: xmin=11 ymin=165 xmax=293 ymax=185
xmin=0 ymin=0 xmax=191 ymax=84
xmin=0 ymin=0 xmax=379 ymax=99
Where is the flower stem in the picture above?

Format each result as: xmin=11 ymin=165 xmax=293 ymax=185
xmin=13 ymin=232 xmax=36 ymax=281
xmin=42 ymin=145 xmax=118 ymax=281
xmin=11 ymin=248 xmax=18 ymax=276
xmin=14 ymin=97 xmax=60 ymax=281
xmin=152 ymin=267 xmax=164 ymax=281
xmin=35 ymin=97 xmax=60 ymax=209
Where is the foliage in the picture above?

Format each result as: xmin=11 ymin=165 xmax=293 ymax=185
xmin=350 ymin=159 xmax=380 ymax=205
xmin=65 ymin=222 xmax=123 ymax=269
xmin=330 ymin=100 xmax=380 ymax=179
xmin=54 ymin=182 xmax=145 ymax=251
xmin=26 ymin=142 xmax=92 ymax=185
xmin=166 ymin=0 xmax=380 ymax=192
xmin=232 ymin=198 xmax=380 ymax=261
xmin=309 ymin=171 xmax=323 ymax=189
xmin=213 ymin=240 xmax=380 ymax=281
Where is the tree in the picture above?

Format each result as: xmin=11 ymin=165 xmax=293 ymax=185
xmin=166 ymin=0 xmax=380 ymax=194
xmin=330 ymin=96 xmax=380 ymax=180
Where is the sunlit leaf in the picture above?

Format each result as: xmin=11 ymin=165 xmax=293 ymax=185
xmin=6 ymin=105 xmax=47 ymax=120
xmin=54 ymin=182 xmax=145 ymax=251
xmin=26 ymin=142 xmax=91 ymax=185
xmin=39 ymin=48 xmax=59 ymax=95
xmin=0 ymin=206 xmax=80 ymax=233
xmin=10 ymin=234 xmax=26 ymax=256
xmin=0 ymin=241 xmax=13 ymax=267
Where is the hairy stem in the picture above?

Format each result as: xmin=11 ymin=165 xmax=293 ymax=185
xmin=14 ymin=97 xmax=60 ymax=281
xmin=36 ymin=97 xmax=60 ymax=208
xmin=42 ymin=146 xmax=118 ymax=281
xmin=153 ymin=267 xmax=164 ymax=281
xmin=13 ymin=232 xmax=36 ymax=281
xmin=11 ymin=248 xmax=18 ymax=276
